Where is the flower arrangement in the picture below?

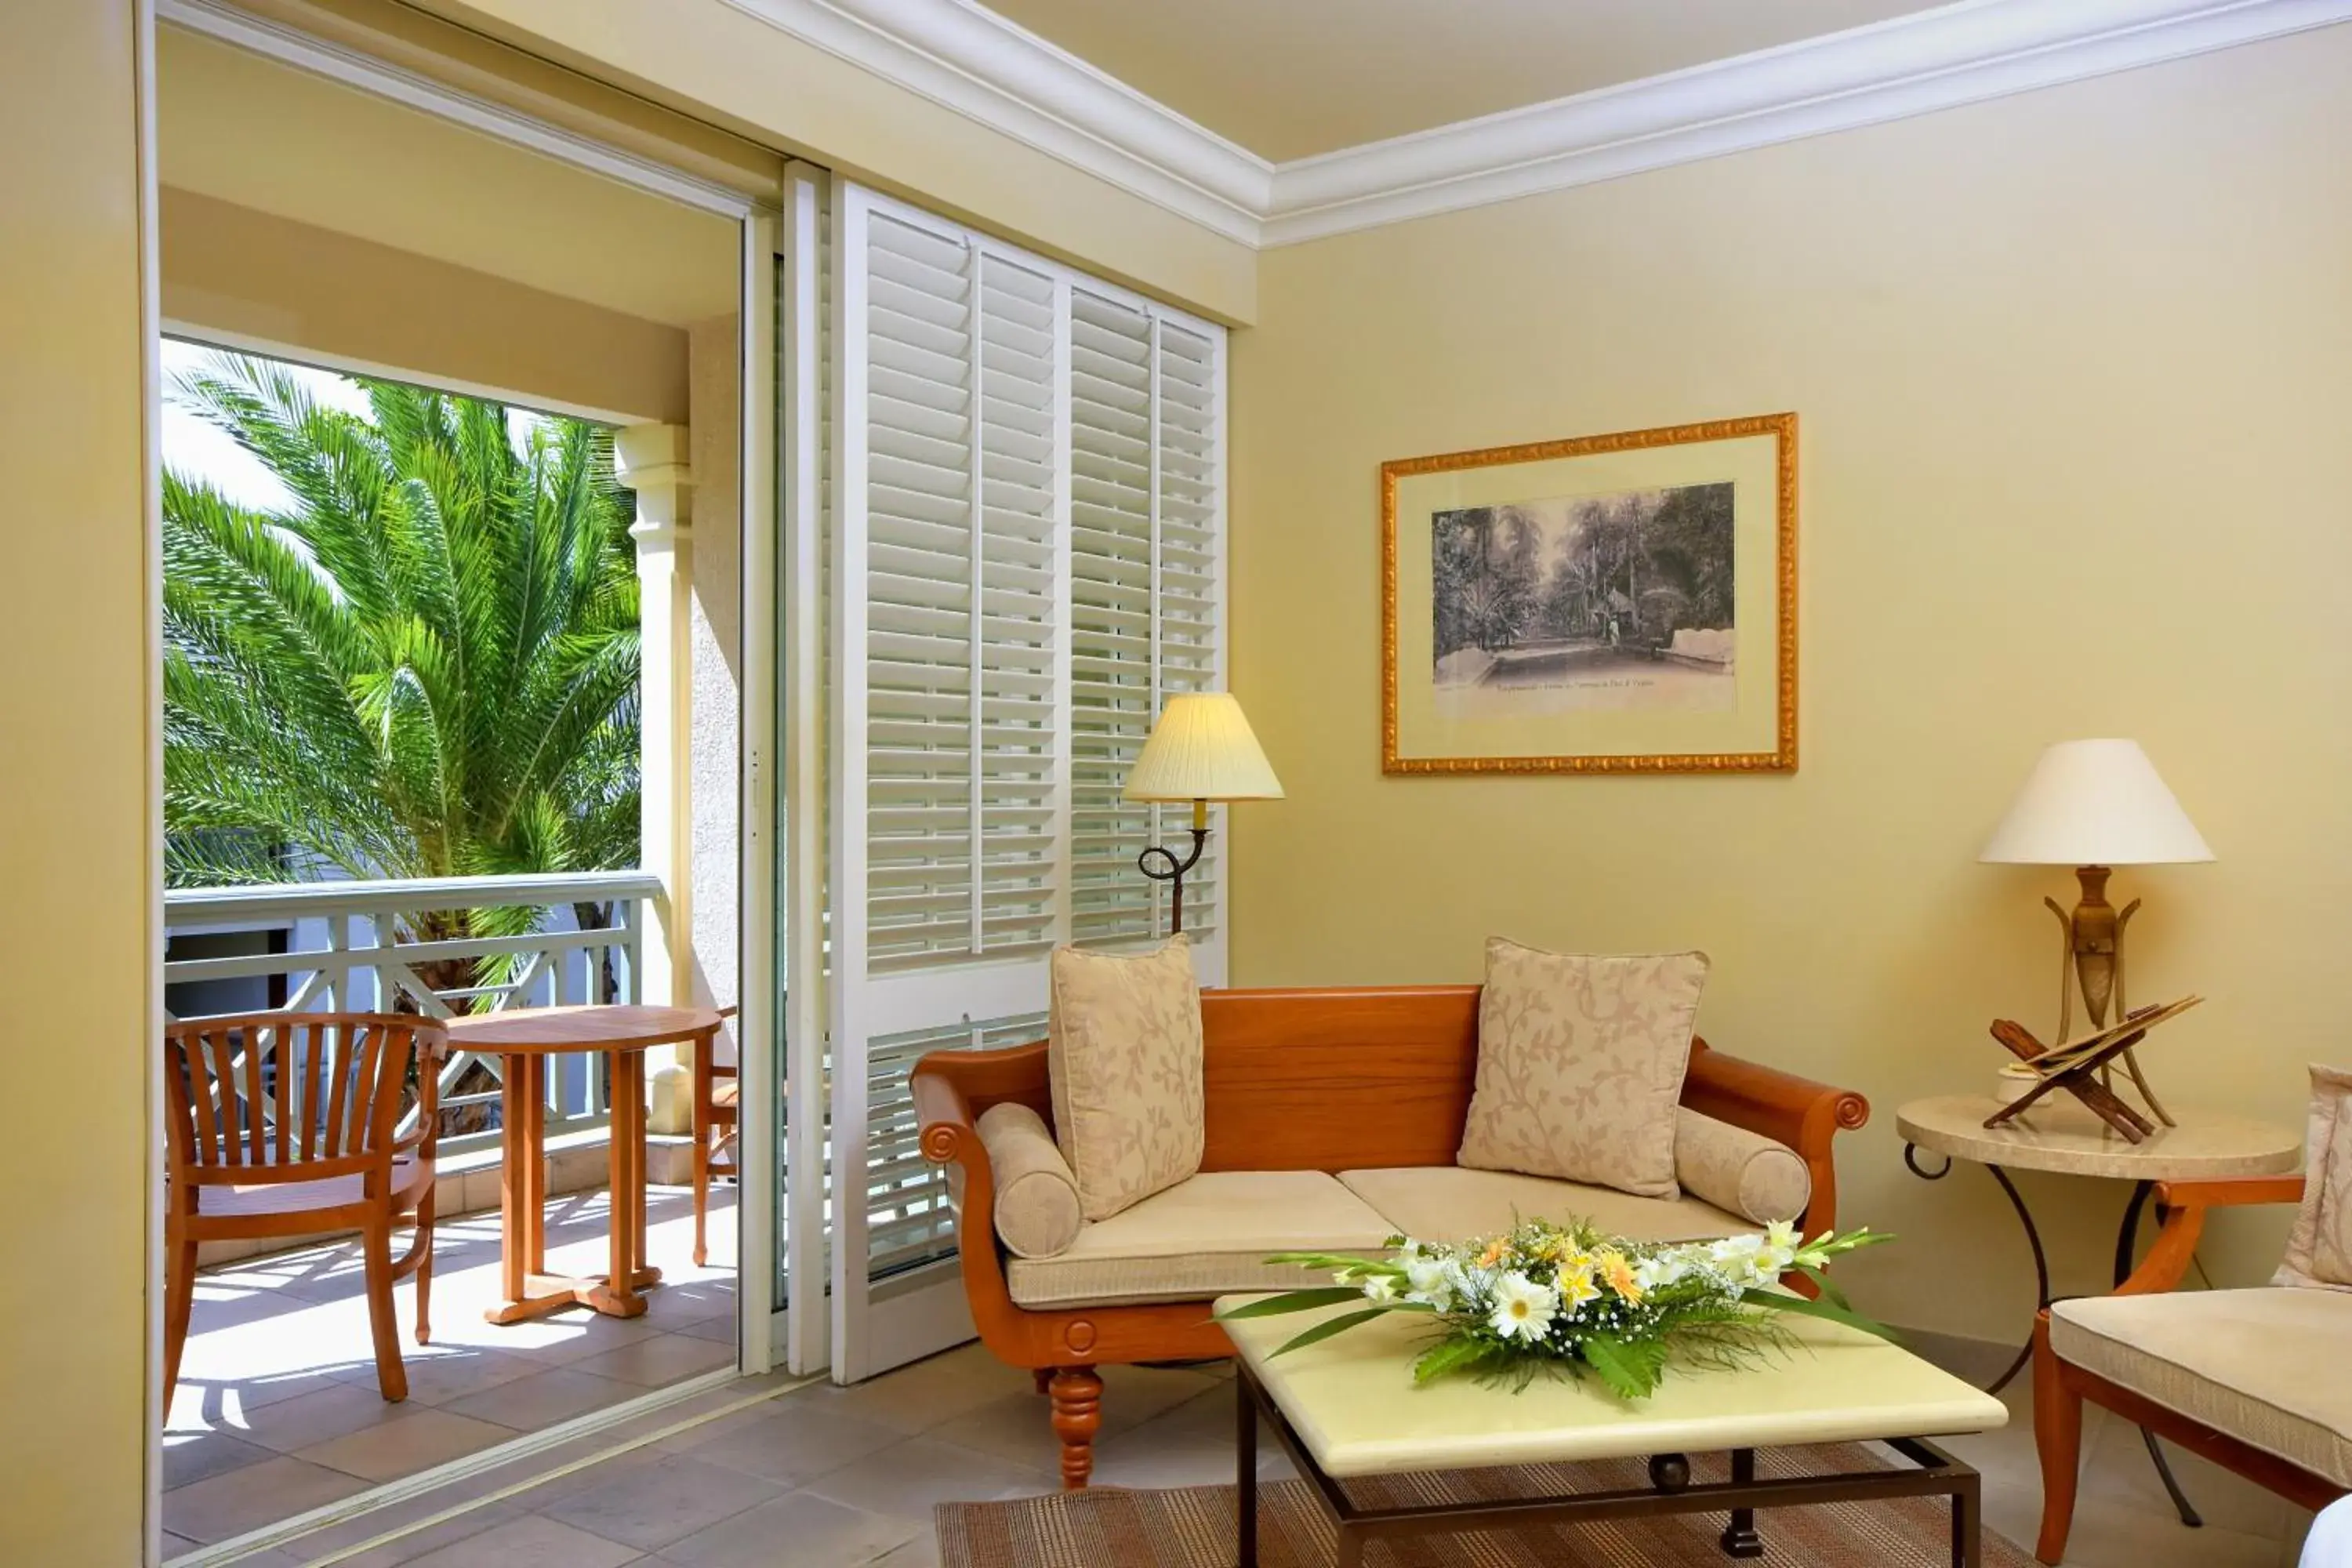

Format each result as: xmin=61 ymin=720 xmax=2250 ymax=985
xmin=1216 ymin=1218 xmax=1895 ymax=1402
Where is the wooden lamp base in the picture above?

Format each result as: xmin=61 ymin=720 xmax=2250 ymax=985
xmin=2047 ymin=865 xmax=2175 ymax=1127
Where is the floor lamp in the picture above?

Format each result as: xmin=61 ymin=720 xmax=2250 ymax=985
xmin=1123 ymin=692 xmax=1283 ymax=936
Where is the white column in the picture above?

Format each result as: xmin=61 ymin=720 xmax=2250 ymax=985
xmin=615 ymin=423 xmax=697 ymax=1134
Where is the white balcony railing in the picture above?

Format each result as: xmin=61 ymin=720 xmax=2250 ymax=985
xmin=163 ymin=870 xmax=662 ymax=1158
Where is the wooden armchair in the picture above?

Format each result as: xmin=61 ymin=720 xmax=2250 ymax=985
xmin=691 ymin=1004 xmax=740 ymax=1268
xmin=163 ymin=1013 xmax=447 ymax=1404
xmin=2034 ymin=1175 xmax=2347 ymax=1564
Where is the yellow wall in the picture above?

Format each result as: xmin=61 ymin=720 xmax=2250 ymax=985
xmin=0 ymin=2 xmax=154 ymax=1562
xmin=162 ymin=187 xmax=692 ymax=424
xmin=1230 ymin=30 xmax=2352 ymax=1338
xmin=412 ymin=0 xmax=1258 ymax=325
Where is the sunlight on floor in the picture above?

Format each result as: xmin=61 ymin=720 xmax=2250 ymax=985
xmin=162 ymin=1184 xmax=739 ymax=1551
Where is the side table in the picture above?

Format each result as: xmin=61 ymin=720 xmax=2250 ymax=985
xmin=447 ymin=1003 xmax=723 ymax=1325
xmin=1896 ymin=1094 xmax=2299 ymax=1527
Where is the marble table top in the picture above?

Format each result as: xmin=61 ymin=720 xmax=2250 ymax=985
xmin=1896 ymin=1094 xmax=2301 ymax=1181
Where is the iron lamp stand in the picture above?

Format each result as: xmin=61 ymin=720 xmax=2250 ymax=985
xmin=1137 ymin=825 xmax=1209 ymax=936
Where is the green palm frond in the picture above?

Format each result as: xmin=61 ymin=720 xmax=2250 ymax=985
xmin=163 ymin=350 xmax=641 ymax=919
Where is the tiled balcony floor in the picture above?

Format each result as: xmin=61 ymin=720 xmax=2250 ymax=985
xmin=164 ymin=1184 xmax=741 ymax=1552
xmin=225 ymin=1331 xmax=2318 ymax=1567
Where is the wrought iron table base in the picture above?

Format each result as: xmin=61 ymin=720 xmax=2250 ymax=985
xmin=1236 ymin=1364 xmax=1984 ymax=1567
xmin=1903 ymin=1144 xmax=2202 ymax=1528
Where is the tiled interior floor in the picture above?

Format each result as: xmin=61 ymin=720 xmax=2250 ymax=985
xmin=236 ymin=1333 xmax=2318 ymax=1568
xmin=164 ymin=1184 xmax=739 ymax=1553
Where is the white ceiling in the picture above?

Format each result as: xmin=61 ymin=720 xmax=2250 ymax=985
xmin=982 ymin=0 xmax=1952 ymax=162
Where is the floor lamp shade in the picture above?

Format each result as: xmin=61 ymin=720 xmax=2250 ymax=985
xmin=1123 ymin=692 xmax=1285 ymax=805
xmin=1122 ymin=693 xmax=1281 ymax=938
xmin=1979 ymin=739 xmax=2212 ymax=866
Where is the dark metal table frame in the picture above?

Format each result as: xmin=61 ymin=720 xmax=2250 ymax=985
xmin=1236 ymin=1363 xmax=1983 ymax=1568
xmin=1902 ymin=1142 xmax=2203 ymax=1527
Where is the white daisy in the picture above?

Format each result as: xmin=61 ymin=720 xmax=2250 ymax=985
xmin=1487 ymin=1272 xmax=1559 ymax=1342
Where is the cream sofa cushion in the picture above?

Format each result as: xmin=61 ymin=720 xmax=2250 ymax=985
xmin=2277 ymin=1063 xmax=2352 ymax=1293
xmin=1006 ymin=1171 xmax=1393 ymax=1308
xmin=1338 ymin=1165 xmax=1756 ymax=1248
xmin=2050 ymin=1288 xmax=2352 ymax=1487
xmin=975 ymin=1102 xmax=1083 ymax=1259
xmin=1047 ymin=937 xmax=1204 ymax=1221
xmin=1457 ymin=939 xmax=1708 ymax=1200
xmin=1675 ymin=1109 xmax=1811 ymax=1226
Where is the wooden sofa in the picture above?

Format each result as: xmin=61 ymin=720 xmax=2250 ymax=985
xmin=912 ymin=984 xmax=1870 ymax=1488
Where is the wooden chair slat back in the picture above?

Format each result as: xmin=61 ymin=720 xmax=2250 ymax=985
xmin=162 ymin=1014 xmax=446 ymax=1176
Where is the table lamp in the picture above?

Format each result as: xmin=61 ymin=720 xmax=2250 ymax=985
xmin=1979 ymin=738 xmax=2213 ymax=1125
xmin=1123 ymin=691 xmax=1283 ymax=935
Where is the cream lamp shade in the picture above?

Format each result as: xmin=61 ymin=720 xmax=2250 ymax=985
xmin=1978 ymin=739 xmax=2213 ymax=866
xmin=1123 ymin=692 xmax=1284 ymax=804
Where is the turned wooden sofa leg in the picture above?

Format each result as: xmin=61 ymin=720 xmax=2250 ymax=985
xmin=1049 ymin=1366 xmax=1103 ymax=1489
xmin=2033 ymin=1313 xmax=2082 ymax=1566
xmin=1033 ymin=1367 xmax=1055 ymax=1396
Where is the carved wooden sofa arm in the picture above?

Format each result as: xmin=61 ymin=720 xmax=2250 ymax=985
xmin=1683 ymin=1038 xmax=1871 ymax=1237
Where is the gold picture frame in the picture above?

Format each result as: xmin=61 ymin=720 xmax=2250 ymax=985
xmin=1381 ymin=413 xmax=1797 ymax=775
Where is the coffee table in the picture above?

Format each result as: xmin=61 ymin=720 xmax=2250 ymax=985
xmin=1220 ymin=1298 xmax=2008 ymax=1567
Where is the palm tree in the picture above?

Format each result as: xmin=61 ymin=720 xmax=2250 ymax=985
xmin=162 ymin=350 xmax=641 ymax=992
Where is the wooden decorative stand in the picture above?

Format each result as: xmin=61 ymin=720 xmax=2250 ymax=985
xmin=1982 ymin=996 xmax=2201 ymax=1145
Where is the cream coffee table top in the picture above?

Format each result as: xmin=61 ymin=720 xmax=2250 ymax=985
xmin=1896 ymin=1095 xmax=2300 ymax=1181
xmin=1219 ymin=1298 xmax=2007 ymax=1479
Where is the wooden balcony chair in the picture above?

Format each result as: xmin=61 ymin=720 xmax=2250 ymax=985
xmin=691 ymin=1004 xmax=739 ymax=1267
xmin=163 ymin=1012 xmax=448 ymax=1405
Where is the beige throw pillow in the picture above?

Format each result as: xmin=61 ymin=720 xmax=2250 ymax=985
xmin=2275 ymin=1064 xmax=2352 ymax=1293
xmin=1458 ymin=938 xmax=1709 ymax=1200
xmin=1048 ymin=937 xmax=1205 ymax=1221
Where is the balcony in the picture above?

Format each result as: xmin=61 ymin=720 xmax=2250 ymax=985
xmin=161 ymin=872 xmax=742 ymax=1553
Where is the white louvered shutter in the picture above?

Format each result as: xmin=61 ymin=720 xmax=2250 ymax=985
xmin=1069 ymin=289 xmax=1225 ymax=950
xmin=825 ymin=185 xmax=1223 ymax=1381
xmin=827 ymin=187 xmax=1069 ymax=1381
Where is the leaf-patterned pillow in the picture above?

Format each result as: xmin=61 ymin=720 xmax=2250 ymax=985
xmin=1047 ymin=936 xmax=1206 ymax=1221
xmin=1458 ymin=938 xmax=1709 ymax=1200
xmin=2275 ymin=1064 xmax=2352 ymax=1293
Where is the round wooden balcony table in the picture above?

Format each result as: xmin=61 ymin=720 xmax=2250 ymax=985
xmin=1896 ymin=1093 xmax=2300 ymax=1528
xmin=445 ymin=1004 xmax=723 ymax=1326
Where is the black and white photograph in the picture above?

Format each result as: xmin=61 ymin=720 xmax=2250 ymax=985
xmin=1430 ymin=481 xmax=1737 ymax=716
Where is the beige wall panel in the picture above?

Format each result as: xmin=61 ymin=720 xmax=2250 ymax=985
xmin=158 ymin=26 xmax=740 ymax=328
xmin=1230 ymin=30 xmax=2352 ymax=1340
xmin=0 ymin=1 xmax=154 ymax=1561
xmin=162 ymin=187 xmax=690 ymax=423
xmin=410 ymin=0 xmax=1258 ymax=325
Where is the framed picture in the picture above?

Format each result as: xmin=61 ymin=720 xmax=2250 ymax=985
xmin=1382 ymin=413 xmax=1797 ymax=775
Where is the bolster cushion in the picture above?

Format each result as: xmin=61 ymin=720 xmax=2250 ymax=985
xmin=1674 ymin=1108 xmax=1811 ymax=1225
xmin=976 ymin=1102 xmax=1084 ymax=1259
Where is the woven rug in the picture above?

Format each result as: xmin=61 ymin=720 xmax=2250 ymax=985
xmin=937 ymin=1443 xmax=2033 ymax=1566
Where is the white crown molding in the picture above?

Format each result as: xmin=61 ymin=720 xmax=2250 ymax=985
xmin=714 ymin=0 xmax=1272 ymax=244
xmin=662 ymin=0 xmax=2347 ymax=249
xmin=1263 ymin=0 xmax=2352 ymax=245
